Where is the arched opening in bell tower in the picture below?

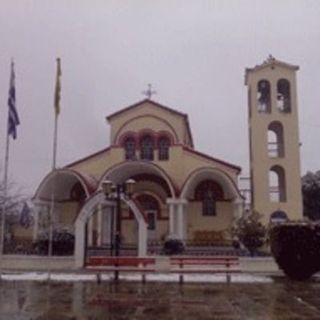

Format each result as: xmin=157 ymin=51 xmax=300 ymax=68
xmin=269 ymin=165 xmax=287 ymax=202
xmin=257 ymin=79 xmax=271 ymax=113
xmin=277 ymin=79 xmax=291 ymax=112
xmin=268 ymin=121 xmax=284 ymax=158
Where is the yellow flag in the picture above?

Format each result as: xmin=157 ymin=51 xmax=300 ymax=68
xmin=54 ymin=58 xmax=62 ymax=116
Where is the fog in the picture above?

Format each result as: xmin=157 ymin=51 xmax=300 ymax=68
xmin=0 ymin=1 xmax=319 ymax=195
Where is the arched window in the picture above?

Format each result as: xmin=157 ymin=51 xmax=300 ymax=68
xmin=269 ymin=165 xmax=286 ymax=202
xmin=140 ymin=135 xmax=154 ymax=160
xmin=194 ymin=180 xmax=224 ymax=216
xmin=70 ymin=182 xmax=86 ymax=203
xmin=203 ymin=191 xmax=216 ymax=216
xmin=158 ymin=136 xmax=170 ymax=160
xmin=257 ymin=80 xmax=271 ymax=113
xmin=277 ymin=79 xmax=291 ymax=112
xmin=268 ymin=121 xmax=284 ymax=158
xmin=124 ymin=136 xmax=136 ymax=160
xmin=270 ymin=210 xmax=288 ymax=223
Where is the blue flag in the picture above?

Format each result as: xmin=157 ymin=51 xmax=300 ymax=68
xmin=8 ymin=61 xmax=20 ymax=139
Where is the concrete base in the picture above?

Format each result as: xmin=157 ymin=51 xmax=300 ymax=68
xmin=0 ymin=255 xmax=281 ymax=274
xmin=0 ymin=255 xmax=76 ymax=271
xmin=239 ymin=257 xmax=281 ymax=273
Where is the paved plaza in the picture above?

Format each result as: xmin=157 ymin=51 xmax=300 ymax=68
xmin=1 ymin=275 xmax=320 ymax=319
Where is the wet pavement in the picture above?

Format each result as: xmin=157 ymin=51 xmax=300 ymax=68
xmin=1 ymin=277 xmax=320 ymax=320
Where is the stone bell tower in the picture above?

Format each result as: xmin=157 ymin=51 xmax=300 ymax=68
xmin=245 ymin=56 xmax=303 ymax=223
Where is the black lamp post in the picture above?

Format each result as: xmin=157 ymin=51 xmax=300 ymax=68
xmin=102 ymin=178 xmax=135 ymax=281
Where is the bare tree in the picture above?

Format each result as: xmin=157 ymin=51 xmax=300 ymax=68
xmin=302 ymin=171 xmax=320 ymax=221
xmin=0 ymin=177 xmax=27 ymax=239
xmin=232 ymin=210 xmax=267 ymax=256
xmin=0 ymin=180 xmax=25 ymax=217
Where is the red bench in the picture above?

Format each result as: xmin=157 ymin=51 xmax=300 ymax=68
xmin=86 ymin=255 xmax=240 ymax=283
xmin=170 ymin=256 xmax=240 ymax=283
xmin=86 ymin=256 xmax=156 ymax=282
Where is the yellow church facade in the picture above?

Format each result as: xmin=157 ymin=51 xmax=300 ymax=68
xmin=33 ymin=99 xmax=244 ymax=266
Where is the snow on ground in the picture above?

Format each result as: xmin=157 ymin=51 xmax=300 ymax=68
xmin=113 ymin=273 xmax=273 ymax=283
xmin=0 ymin=272 xmax=273 ymax=283
xmin=0 ymin=272 xmax=49 ymax=281
xmin=50 ymin=273 xmax=97 ymax=282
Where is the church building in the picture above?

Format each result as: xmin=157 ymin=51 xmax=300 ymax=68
xmin=33 ymin=97 xmax=244 ymax=266
xmin=26 ymin=57 xmax=303 ymax=267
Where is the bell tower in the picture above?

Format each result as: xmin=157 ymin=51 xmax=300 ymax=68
xmin=245 ymin=56 xmax=302 ymax=223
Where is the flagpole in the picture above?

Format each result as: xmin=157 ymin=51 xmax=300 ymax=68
xmin=1 ymin=60 xmax=19 ymax=256
xmin=0 ymin=132 xmax=10 ymax=255
xmin=52 ymin=57 xmax=61 ymax=170
xmin=49 ymin=113 xmax=58 ymax=259
xmin=52 ymin=113 xmax=58 ymax=170
xmin=48 ymin=58 xmax=61 ymax=266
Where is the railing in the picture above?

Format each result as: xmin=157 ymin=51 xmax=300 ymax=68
xmin=2 ymin=237 xmax=75 ymax=256
xmin=86 ymin=244 xmax=138 ymax=259
xmin=86 ymin=241 xmax=262 ymax=257
xmin=268 ymin=142 xmax=284 ymax=158
xmin=3 ymin=239 xmax=35 ymax=255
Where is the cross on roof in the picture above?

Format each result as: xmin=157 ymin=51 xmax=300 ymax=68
xmin=142 ymin=84 xmax=157 ymax=99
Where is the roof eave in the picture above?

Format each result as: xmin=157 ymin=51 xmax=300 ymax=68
xmin=65 ymin=147 xmax=111 ymax=168
xmin=106 ymin=99 xmax=188 ymax=122
xmin=183 ymin=146 xmax=241 ymax=173
xmin=245 ymin=59 xmax=299 ymax=85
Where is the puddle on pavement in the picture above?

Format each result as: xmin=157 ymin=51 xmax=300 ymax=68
xmin=0 ymin=278 xmax=320 ymax=319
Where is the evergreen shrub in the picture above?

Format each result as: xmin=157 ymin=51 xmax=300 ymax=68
xmin=33 ymin=231 xmax=75 ymax=256
xmin=163 ymin=236 xmax=184 ymax=255
xmin=270 ymin=222 xmax=320 ymax=280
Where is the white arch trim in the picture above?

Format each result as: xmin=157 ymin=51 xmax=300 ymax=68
xmin=34 ymin=168 xmax=97 ymax=200
xmin=75 ymin=191 xmax=147 ymax=268
xmin=133 ymin=190 xmax=166 ymax=210
xmin=98 ymin=161 xmax=176 ymax=198
xmin=179 ymin=167 xmax=244 ymax=224
xmin=180 ymin=167 xmax=243 ymax=200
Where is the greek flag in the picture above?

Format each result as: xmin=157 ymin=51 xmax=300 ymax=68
xmin=8 ymin=61 xmax=20 ymax=139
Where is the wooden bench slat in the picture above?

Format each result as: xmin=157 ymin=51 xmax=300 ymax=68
xmin=87 ymin=257 xmax=156 ymax=267
xmin=86 ymin=267 xmax=156 ymax=273
xmin=172 ymin=261 xmax=239 ymax=265
xmin=170 ymin=269 xmax=241 ymax=274
xmin=171 ymin=258 xmax=239 ymax=262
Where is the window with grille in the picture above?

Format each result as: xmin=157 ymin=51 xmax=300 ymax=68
xmin=194 ymin=180 xmax=224 ymax=216
xmin=140 ymin=135 xmax=154 ymax=160
xmin=158 ymin=136 xmax=170 ymax=160
xmin=124 ymin=137 xmax=136 ymax=160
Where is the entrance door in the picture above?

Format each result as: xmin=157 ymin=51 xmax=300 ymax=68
xmin=146 ymin=209 xmax=157 ymax=240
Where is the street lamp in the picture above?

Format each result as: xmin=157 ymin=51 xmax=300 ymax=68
xmin=101 ymin=178 xmax=135 ymax=281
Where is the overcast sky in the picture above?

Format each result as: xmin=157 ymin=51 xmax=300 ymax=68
xmin=0 ymin=0 xmax=319 ymax=195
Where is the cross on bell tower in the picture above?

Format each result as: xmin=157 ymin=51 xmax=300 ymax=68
xmin=142 ymin=84 xmax=157 ymax=99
